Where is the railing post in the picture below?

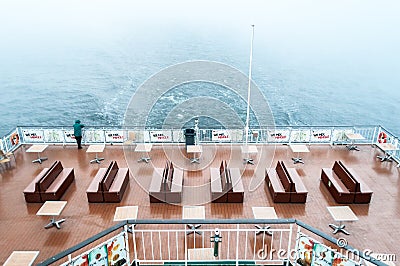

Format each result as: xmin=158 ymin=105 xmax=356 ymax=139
xmin=210 ymin=228 xmax=222 ymax=258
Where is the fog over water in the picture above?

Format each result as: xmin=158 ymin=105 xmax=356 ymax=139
xmin=1 ymin=0 xmax=399 ymax=136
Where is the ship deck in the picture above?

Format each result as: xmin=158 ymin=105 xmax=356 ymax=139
xmin=0 ymin=143 xmax=399 ymax=264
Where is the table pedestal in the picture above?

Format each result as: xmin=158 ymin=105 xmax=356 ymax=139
xmin=186 ymin=224 xmax=202 ymax=235
xmin=346 ymin=143 xmax=360 ymax=151
xmin=243 ymin=158 xmax=254 ymax=165
xmin=32 ymin=152 xmax=48 ymax=164
xmin=255 ymin=224 xmax=272 ymax=235
xmin=377 ymin=154 xmax=393 ymax=162
xmin=292 ymin=153 xmax=304 ymax=164
xmin=45 ymin=216 xmax=66 ymax=229
xmin=329 ymin=222 xmax=349 ymax=235
xmin=90 ymin=153 xmax=104 ymax=164
xmin=137 ymin=155 xmax=151 ymax=163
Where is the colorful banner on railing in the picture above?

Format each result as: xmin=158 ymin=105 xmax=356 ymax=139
xmin=8 ymin=130 xmax=20 ymax=148
xmin=43 ymin=129 xmax=64 ymax=143
xmin=290 ymin=129 xmax=311 ymax=143
xmin=296 ymin=233 xmax=359 ymax=266
xmin=105 ymin=130 xmax=124 ymax=143
xmin=310 ymin=129 xmax=332 ymax=142
xmin=332 ymin=129 xmax=353 ymax=142
xmin=22 ymin=129 xmax=44 ymax=143
xmin=267 ymin=129 xmax=289 ymax=142
xmin=150 ymin=130 xmax=172 ymax=142
xmin=212 ymin=130 xmax=231 ymax=141
xmin=61 ymin=231 xmax=129 ymax=266
xmin=84 ymin=129 xmax=105 ymax=143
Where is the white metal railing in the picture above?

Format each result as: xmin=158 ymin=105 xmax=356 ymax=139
xmin=1 ymin=125 xmax=400 ymax=165
xmin=38 ymin=219 xmax=390 ymax=266
xmin=131 ymin=226 xmax=293 ymax=264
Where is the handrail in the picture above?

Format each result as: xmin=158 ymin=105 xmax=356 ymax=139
xmin=38 ymin=218 xmax=388 ymax=266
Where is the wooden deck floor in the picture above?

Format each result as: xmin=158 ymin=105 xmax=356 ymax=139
xmin=0 ymin=143 xmax=399 ymax=264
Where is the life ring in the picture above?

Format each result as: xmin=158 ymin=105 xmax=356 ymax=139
xmin=378 ymin=131 xmax=387 ymax=143
xmin=10 ymin=133 xmax=19 ymax=146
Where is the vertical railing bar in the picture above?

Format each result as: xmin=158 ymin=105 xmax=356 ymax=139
xmin=287 ymin=224 xmax=294 ymax=266
xmin=133 ymin=228 xmax=138 ymax=263
xmin=159 ymin=231 xmax=162 ymax=261
xmin=176 ymin=231 xmax=179 ymax=260
xmin=184 ymin=227 xmax=188 ymax=266
xmin=253 ymin=230 xmax=256 ymax=261
xmin=124 ymin=230 xmax=130 ymax=265
xmin=150 ymin=231 xmax=154 ymax=260
xmin=167 ymin=231 xmax=171 ymax=261
xmin=227 ymin=230 xmax=230 ymax=260
xmin=271 ymin=231 xmax=274 ymax=261
xmin=236 ymin=224 xmax=239 ymax=266
xmin=244 ymin=230 xmax=248 ymax=260
xmin=141 ymin=231 xmax=146 ymax=261
xmin=279 ymin=230 xmax=283 ymax=251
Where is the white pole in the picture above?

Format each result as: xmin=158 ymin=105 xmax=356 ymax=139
xmin=245 ymin=25 xmax=255 ymax=146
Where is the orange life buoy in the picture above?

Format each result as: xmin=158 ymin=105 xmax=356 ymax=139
xmin=10 ymin=132 xmax=19 ymax=146
xmin=378 ymin=131 xmax=387 ymax=143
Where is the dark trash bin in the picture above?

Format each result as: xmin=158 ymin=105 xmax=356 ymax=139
xmin=184 ymin=128 xmax=195 ymax=146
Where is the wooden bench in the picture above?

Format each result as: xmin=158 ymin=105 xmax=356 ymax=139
xmin=265 ymin=161 xmax=308 ymax=203
xmin=286 ymin=167 xmax=308 ymax=203
xmin=86 ymin=161 xmax=129 ymax=203
xmin=321 ymin=161 xmax=372 ymax=204
xmin=211 ymin=161 xmax=244 ymax=203
xmin=345 ymin=167 xmax=373 ymax=203
xmin=24 ymin=161 xmax=75 ymax=203
xmin=149 ymin=160 xmax=184 ymax=203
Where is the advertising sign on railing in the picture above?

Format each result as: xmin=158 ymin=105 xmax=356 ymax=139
xmin=310 ymin=129 xmax=332 ymax=143
xmin=9 ymin=130 xmax=20 ymax=148
xmin=43 ymin=129 xmax=64 ymax=143
xmin=22 ymin=128 xmax=44 ymax=143
xmin=105 ymin=130 xmax=124 ymax=143
xmin=332 ymin=129 xmax=353 ymax=143
xmin=267 ymin=129 xmax=289 ymax=142
xmin=64 ymin=130 xmax=76 ymax=143
xmin=296 ymin=233 xmax=359 ymax=266
xmin=289 ymin=129 xmax=311 ymax=143
xmin=61 ymin=232 xmax=129 ymax=266
xmin=212 ymin=130 xmax=231 ymax=141
xmin=84 ymin=129 xmax=105 ymax=143
xmin=150 ymin=130 xmax=172 ymax=142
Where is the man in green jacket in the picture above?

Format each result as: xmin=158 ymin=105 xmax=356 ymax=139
xmin=73 ymin=120 xmax=85 ymax=149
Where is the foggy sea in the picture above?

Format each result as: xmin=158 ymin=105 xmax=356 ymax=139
xmin=1 ymin=1 xmax=399 ymax=136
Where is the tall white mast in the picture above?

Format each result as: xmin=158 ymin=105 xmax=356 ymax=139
xmin=245 ymin=25 xmax=255 ymax=146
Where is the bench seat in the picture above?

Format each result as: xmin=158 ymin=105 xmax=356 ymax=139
xmin=166 ymin=168 xmax=183 ymax=203
xmin=346 ymin=167 xmax=373 ymax=204
xmin=23 ymin=161 xmax=75 ymax=203
xmin=321 ymin=168 xmax=355 ymax=203
xmin=41 ymin=168 xmax=74 ymax=201
xmin=149 ymin=168 xmax=165 ymax=203
xmin=86 ymin=161 xmax=130 ymax=203
xmin=265 ymin=168 xmax=290 ymax=203
xmin=103 ymin=168 xmax=129 ymax=203
xmin=87 ymin=168 xmax=108 ymax=203
xmin=210 ymin=167 xmax=227 ymax=203
xmin=286 ymin=168 xmax=308 ymax=203
xmin=227 ymin=168 xmax=244 ymax=203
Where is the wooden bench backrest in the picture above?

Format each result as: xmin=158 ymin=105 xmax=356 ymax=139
xmin=333 ymin=161 xmax=359 ymax=192
xmin=163 ymin=161 xmax=174 ymax=191
xmin=34 ymin=161 xmax=57 ymax=192
xmin=101 ymin=161 xmax=119 ymax=191
xmin=38 ymin=161 xmax=63 ymax=192
xmin=276 ymin=161 xmax=293 ymax=192
xmin=219 ymin=160 xmax=232 ymax=192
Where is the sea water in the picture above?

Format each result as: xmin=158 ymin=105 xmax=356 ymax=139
xmin=1 ymin=1 xmax=399 ymax=136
